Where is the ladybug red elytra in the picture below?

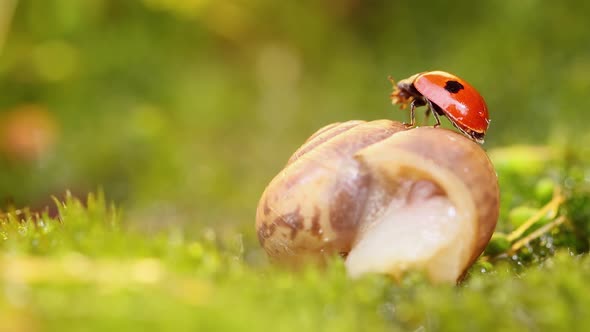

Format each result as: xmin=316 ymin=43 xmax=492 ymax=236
xmin=390 ymin=71 xmax=490 ymax=144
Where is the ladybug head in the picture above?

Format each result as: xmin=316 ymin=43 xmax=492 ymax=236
xmin=389 ymin=74 xmax=421 ymax=109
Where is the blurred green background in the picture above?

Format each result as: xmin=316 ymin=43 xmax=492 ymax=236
xmin=0 ymin=0 xmax=589 ymax=235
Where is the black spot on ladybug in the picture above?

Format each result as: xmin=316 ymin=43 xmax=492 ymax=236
xmin=444 ymin=80 xmax=464 ymax=94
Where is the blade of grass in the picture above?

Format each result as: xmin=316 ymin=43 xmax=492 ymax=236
xmin=0 ymin=0 xmax=18 ymax=57
xmin=506 ymin=187 xmax=564 ymax=242
xmin=509 ymin=216 xmax=567 ymax=254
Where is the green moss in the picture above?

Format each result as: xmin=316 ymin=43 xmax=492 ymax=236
xmin=0 ymin=145 xmax=588 ymax=331
xmin=0 ymin=178 xmax=589 ymax=332
xmin=508 ymin=206 xmax=539 ymax=228
xmin=485 ymin=233 xmax=510 ymax=256
xmin=535 ymin=178 xmax=556 ymax=203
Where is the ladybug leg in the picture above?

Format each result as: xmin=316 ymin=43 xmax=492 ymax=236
xmin=432 ymin=111 xmax=442 ymax=128
xmin=387 ymin=75 xmax=395 ymax=86
xmin=426 ymin=99 xmax=442 ymax=127
xmin=404 ymin=99 xmax=417 ymax=128
xmin=423 ymin=108 xmax=431 ymax=125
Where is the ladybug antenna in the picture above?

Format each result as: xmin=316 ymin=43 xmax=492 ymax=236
xmin=388 ymin=75 xmax=396 ymax=86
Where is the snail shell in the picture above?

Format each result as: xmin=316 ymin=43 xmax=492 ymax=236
xmin=256 ymin=120 xmax=499 ymax=282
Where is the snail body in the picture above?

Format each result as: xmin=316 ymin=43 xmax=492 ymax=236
xmin=256 ymin=120 xmax=499 ymax=283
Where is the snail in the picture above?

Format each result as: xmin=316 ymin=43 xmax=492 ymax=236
xmin=255 ymin=120 xmax=499 ymax=283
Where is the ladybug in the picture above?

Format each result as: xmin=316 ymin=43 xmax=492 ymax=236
xmin=390 ymin=71 xmax=490 ymax=144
